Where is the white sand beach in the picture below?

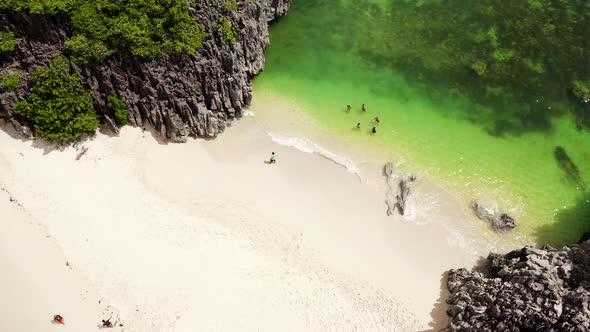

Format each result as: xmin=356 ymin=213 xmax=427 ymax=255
xmin=0 ymin=188 xmax=103 ymax=331
xmin=0 ymin=97 xmax=494 ymax=331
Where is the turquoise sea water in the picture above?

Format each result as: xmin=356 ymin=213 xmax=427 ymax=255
xmin=253 ymin=0 xmax=590 ymax=246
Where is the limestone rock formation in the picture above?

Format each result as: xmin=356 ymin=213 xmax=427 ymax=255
xmin=493 ymin=213 xmax=517 ymax=233
xmin=384 ymin=162 xmax=416 ymax=216
xmin=443 ymin=242 xmax=590 ymax=331
xmin=471 ymin=201 xmax=517 ymax=233
xmin=0 ymin=0 xmax=290 ymax=142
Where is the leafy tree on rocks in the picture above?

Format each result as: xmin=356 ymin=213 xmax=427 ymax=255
xmin=107 ymin=91 xmax=128 ymax=125
xmin=1 ymin=0 xmax=208 ymax=62
xmin=0 ymin=72 xmax=20 ymax=91
xmin=0 ymin=31 xmax=17 ymax=53
xmin=14 ymin=56 xmax=99 ymax=142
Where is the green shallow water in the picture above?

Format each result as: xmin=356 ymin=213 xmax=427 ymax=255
xmin=253 ymin=0 xmax=590 ymax=246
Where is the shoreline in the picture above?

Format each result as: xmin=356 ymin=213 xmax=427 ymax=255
xmin=252 ymin=70 xmax=590 ymax=248
xmin=0 ymin=102 xmax=488 ymax=330
xmin=248 ymin=91 xmax=528 ymax=252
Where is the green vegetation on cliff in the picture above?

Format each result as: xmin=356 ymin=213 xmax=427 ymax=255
xmin=0 ymin=31 xmax=17 ymax=53
xmin=14 ymin=56 xmax=99 ymax=141
xmin=1 ymin=0 xmax=208 ymax=62
xmin=1 ymin=0 xmax=244 ymax=142
xmin=223 ymin=0 xmax=238 ymax=12
xmin=107 ymin=91 xmax=128 ymax=125
xmin=217 ymin=16 xmax=236 ymax=44
xmin=0 ymin=72 xmax=20 ymax=91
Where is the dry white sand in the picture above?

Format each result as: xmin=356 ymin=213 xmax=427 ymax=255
xmin=0 ymin=187 xmax=104 ymax=331
xmin=0 ymin=101 xmax=487 ymax=331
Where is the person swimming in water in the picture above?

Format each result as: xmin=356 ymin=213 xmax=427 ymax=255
xmin=362 ymin=104 xmax=366 ymax=112
xmin=372 ymin=126 xmax=377 ymax=134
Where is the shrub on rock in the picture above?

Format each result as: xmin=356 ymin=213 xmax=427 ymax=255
xmin=14 ymin=56 xmax=99 ymax=142
xmin=107 ymin=91 xmax=128 ymax=125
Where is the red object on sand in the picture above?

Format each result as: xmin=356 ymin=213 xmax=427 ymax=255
xmin=53 ymin=314 xmax=64 ymax=324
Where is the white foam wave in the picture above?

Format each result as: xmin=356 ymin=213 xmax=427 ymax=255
xmin=400 ymin=190 xmax=436 ymax=225
xmin=268 ymin=133 xmax=361 ymax=178
xmin=243 ymin=110 xmax=256 ymax=117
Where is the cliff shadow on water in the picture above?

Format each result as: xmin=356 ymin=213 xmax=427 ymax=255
xmin=258 ymin=0 xmax=590 ymax=246
xmin=298 ymin=0 xmax=590 ymax=137
xmin=554 ymin=146 xmax=586 ymax=192
xmin=534 ymin=192 xmax=590 ymax=247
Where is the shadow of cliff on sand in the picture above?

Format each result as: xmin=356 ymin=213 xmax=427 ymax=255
xmin=420 ymin=272 xmax=450 ymax=332
xmin=1 ymin=118 xmax=231 ymax=155
xmin=143 ymin=124 xmax=170 ymax=145
xmin=0 ymin=120 xmax=62 ymax=155
xmin=534 ymin=192 xmax=590 ymax=247
xmin=1 ymin=119 xmax=127 ymax=155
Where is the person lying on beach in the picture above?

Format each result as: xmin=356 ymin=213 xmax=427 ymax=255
xmin=357 ymin=122 xmax=361 ymax=129
xmin=375 ymin=116 xmax=380 ymax=123
xmin=102 ymin=319 xmax=113 ymax=328
xmin=362 ymin=104 xmax=366 ymax=112
xmin=347 ymin=104 xmax=352 ymax=112
xmin=372 ymin=126 xmax=377 ymax=134
xmin=270 ymin=152 xmax=276 ymax=164
xmin=53 ymin=314 xmax=65 ymax=325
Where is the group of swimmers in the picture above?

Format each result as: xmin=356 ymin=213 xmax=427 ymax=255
xmin=347 ymin=103 xmax=380 ymax=133
xmin=266 ymin=103 xmax=379 ymax=165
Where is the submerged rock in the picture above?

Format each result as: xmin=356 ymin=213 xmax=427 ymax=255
xmin=555 ymin=146 xmax=586 ymax=191
xmin=443 ymin=241 xmax=590 ymax=332
xmin=384 ymin=162 xmax=416 ymax=216
xmin=471 ymin=201 xmax=517 ymax=233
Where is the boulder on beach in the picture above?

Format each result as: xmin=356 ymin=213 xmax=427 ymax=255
xmin=470 ymin=201 xmax=516 ymax=233
xmin=443 ymin=241 xmax=590 ymax=331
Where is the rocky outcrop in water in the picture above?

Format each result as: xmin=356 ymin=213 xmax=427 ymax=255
xmin=0 ymin=0 xmax=289 ymax=142
xmin=493 ymin=213 xmax=517 ymax=233
xmin=443 ymin=241 xmax=590 ymax=332
xmin=384 ymin=162 xmax=416 ymax=216
xmin=471 ymin=201 xmax=517 ymax=233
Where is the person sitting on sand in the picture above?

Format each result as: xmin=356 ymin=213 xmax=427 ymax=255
xmin=270 ymin=152 xmax=276 ymax=164
xmin=357 ymin=122 xmax=361 ymax=129
xmin=53 ymin=314 xmax=65 ymax=325
xmin=347 ymin=104 xmax=351 ymax=112
xmin=362 ymin=104 xmax=366 ymax=112
xmin=372 ymin=126 xmax=377 ymax=134
xmin=375 ymin=116 xmax=380 ymax=123
xmin=102 ymin=319 xmax=113 ymax=328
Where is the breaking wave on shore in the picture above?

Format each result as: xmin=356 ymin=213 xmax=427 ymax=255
xmin=268 ymin=132 xmax=361 ymax=178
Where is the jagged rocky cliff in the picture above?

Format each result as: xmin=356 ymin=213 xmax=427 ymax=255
xmin=444 ymin=241 xmax=590 ymax=331
xmin=0 ymin=0 xmax=289 ymax=142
